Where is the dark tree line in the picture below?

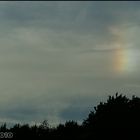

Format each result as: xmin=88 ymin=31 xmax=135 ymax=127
xmin=1 ymin=93 xmax=140 ymax=139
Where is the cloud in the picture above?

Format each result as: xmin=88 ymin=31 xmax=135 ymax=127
xmin=0 ymin=1 xmax=140 ymax=126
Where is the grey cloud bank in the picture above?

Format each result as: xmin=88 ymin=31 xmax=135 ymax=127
xmin=0 ymin=2 xmax=140 ymax=125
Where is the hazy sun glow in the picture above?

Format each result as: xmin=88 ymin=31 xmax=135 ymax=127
xmin=114 ymin=47 xmax=138 ymax=74
xmin=110 ymin=25 xmax=139 ymax=75
xmin=114 ymin=47 xmax=126 ymax=73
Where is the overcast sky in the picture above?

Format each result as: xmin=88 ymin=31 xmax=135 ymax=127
xmin=0 ymin=1 xmax=140 ymax=126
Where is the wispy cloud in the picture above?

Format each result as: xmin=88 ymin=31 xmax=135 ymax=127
xmin=0 ymin=2 xmax=140 ymax=125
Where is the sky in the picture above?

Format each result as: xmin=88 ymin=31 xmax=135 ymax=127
xmin=0 ymin=1 xmax=140 ymax=126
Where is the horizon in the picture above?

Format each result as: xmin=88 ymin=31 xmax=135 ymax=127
xmin=0 ymin=1 xmax=140 ymax=126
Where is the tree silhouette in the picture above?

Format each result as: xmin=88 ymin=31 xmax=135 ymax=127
xmin=0 ymin=93 xmax=140 ymax=139
xmin=82 ymin=93 xmax=140 ymax=139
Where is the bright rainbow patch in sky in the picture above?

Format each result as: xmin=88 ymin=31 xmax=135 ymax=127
xmin=114 ymin=47 xmax=139 ymax=74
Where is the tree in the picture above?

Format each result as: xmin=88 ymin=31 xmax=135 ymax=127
xmin=39 ymin=120 xmax=49 ymax=130
xmin=83 ymin=93 xmax=140 ymax=128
